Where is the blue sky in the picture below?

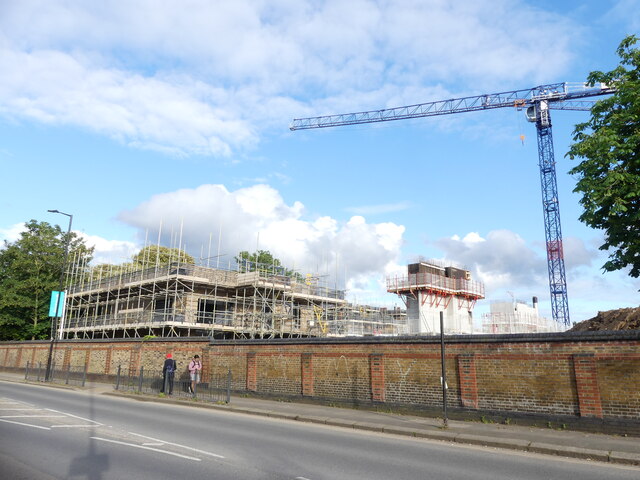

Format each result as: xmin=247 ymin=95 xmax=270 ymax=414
xmin=1 ymin=0 xmax=639 ymax=325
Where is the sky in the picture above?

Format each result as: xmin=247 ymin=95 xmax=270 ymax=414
xmin=1 ymin=0 xmax=639 ymax=326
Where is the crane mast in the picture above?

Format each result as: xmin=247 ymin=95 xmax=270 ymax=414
xmin=530 ymin=101 xmax=570 ymax=324
xmin=290 ymin=82 xmax=614 ymax=327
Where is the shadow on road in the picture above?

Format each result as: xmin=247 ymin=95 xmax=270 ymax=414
xmin=68 ymin=389 xmax=110 ymax=479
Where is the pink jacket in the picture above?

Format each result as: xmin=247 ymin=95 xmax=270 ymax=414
xmin=188 ymin=360 xmax=202 ymax=373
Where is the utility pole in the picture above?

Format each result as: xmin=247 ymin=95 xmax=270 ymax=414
xmin=45 ymin=210 xmax=73 ymax=381
xmin=440 ymin=311 xmax=448 ymax=428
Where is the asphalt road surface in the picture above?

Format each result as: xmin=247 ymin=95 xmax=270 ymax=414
xmin=1 ymin=381 xmax=638 ymax=480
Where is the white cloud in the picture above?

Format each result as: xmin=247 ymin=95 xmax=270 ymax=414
xmin=0 ymin=49 xmax=255 ymax=156
xmin=0 ymin=0 xmax=581 ymax=157
xmin=605 ymin=1 xmax=640 ymax=31
xmin=77 ymin=233 xmax=139 ymax=265
xmin=118 ymin=183 xmax=405 ymax=287
xmin=0 ymin=222 xmax=25 ymax=246
xmin=433 ymin=229 xmax=640 ymax=321
xmin=436 ymin=229 xmax=546 ymax=293
xmin=345 ymin=201 xmax=412 ymax=215
xmin=0 ymin=224 xmax=138 ymax=268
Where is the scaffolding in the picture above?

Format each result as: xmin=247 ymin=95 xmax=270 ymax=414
xmin=386 ymin=259 xmax=485 ymax=335
xmin=325 ymin=304 xmax=407 ymax=336
xmin=62 ymin=253 xmax=348 ymax=339
xmin=61 ymin=250 xmax=408 ymax=339
xmin=481 ymin=300 xmax=562 ymax=334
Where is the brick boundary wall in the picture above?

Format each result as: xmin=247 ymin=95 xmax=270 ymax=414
xmin=457 ymin=353 xmax=479 ymax=409
xmin=370 ymin=353 xmax=385 ymax=402
xmin=573 ymin=353 xmax=604 ymax=418
xmin=301 ymin=353 xmax=314 ymax=396
xmin=1 ymin=331 xmax=639 ymax=434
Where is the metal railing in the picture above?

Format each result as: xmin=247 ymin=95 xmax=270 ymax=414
xmin=24 ymin=362 xmax=87 ymax=387
xmin=114 ymin=366 xmax=231 ymax=404
xmin=386 ymin=273 xmax=485 ymax=297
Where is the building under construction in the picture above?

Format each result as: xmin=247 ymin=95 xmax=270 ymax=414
xmin=481 ymin=297 xmax=562 ymax=334
xmin=62 ymin=257 xmax=407 ymax=339
xmin=387 ymin=260 xmax=485 ymax=335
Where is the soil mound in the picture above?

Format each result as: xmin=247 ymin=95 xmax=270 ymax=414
xmin=570 ymin=307 xmax=640 ymax=332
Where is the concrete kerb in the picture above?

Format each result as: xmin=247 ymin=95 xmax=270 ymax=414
xmin=11 ymin=378 xmax=76 ymax=391
xmin=528 ymin=442 xmax=610 ymax=463
xmin=455 ymin=433 xmax=531 ymax=451
xmin=610 ymin=451 xmax=640 ymax=466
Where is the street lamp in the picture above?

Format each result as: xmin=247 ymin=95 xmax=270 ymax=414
xmin=44 ymin=209 xmax=73 ymax=381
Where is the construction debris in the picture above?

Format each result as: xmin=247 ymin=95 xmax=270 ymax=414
xmin=569 ymin=308 xmax=640 ymax=332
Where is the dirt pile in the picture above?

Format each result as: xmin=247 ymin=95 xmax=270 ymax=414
xmin=570 ymin=307 xmax=640 ymax=332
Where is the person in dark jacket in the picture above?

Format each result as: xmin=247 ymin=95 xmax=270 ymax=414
xmin=161 ymin=353 xmax=177 ymax=395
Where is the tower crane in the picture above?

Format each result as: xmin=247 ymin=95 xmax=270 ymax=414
xmin=290 ymin=82 xmax=614 ymax=326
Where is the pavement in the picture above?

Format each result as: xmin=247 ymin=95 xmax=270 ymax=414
xmin=2 ymin=371 xmax=639 ymax=467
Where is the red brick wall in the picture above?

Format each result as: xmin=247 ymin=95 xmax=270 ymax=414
xmin=1 ymin=332 xmax=639 ymax=422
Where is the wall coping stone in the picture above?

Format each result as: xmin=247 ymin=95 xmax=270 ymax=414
xmin=1 ymin=329 xmax=638 ymax=347
xmin=210 ymin=330 xmax=640 ymax=346
xmin=0 ymin=337 xmax=211 ymax=345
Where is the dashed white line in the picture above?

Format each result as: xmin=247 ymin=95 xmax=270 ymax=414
xmin=90 ymin=437 xmax=202 ymax=461
xmin=52 ymin=424 xmax=99 ymax=428
xmin=0 ymin=415 xmax=66 ymax=419
xmin=46 ymin=408 xmax=103 ymax=425
xmin=128 ymin=432 xmax=225 ymax=459
xmin=0 ymin=408 xmax=45 ymax=411
xmin=0 ymin=418 xmax=51 ymax=430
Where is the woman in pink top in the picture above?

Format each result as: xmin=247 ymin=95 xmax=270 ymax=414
xmin=188 ymin=354 xmax=202 ymax=394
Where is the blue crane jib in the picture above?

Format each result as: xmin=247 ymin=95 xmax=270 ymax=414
xmin=289 ymin=82 xmax=614 ymax=326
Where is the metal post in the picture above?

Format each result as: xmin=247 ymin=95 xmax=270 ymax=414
xmin=45 ymin=210 xmax=73 ymax=381
xmin=138 ymin=366 xmax=144 ymax=393
xmin=226 ymin=368 xmax=232 ymax=404
xmin=25 ymin=361 xmax=30 ymax=380
xmin=115 ymin=365 xmax=121 ymax=391
xmin=163 ymin=370 xmax=168 ymax=394
xmin=65 ymin=363 xmax=71 ymax=385
xmin=440 ymin=311 xmax=448 ymax=428
xmin=82 ymin=363 xmax=87 ymax=387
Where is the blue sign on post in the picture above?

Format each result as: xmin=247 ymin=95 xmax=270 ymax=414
xmin=49 ymin=291 xmax=66 ymax=318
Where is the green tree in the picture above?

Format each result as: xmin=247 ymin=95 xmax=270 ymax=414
xmin=88 ymin=246 xmax=195 ymax=282
xmin=89 ymin=262 xmax=129 ymax=280
xmin=0 ymin=220 xmax=93 ymax=340
xmin=236 ymin=250 xmax=282 ymax=272
xmin=567 ymin=35 xmax=640 ymax=277
xmin=235 ymin=249 xmax=303 ymax=280
xmin=132 ymin=245 xmax=195 ymax=267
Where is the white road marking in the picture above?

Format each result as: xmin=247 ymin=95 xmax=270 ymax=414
xmin=128 ymin=432 xmax=225 ymax=459
xmin=52 ymin=424 xmax=99 ymax=428
xmin=0 ymin=415 xmax=66 ymax=419
xmin=0 ymin=401 xmax=34 ymax=407
xmin=0 ymin=418 xmax=51 ymax=430
xmin=295 ymin=477 xmax=312 ymax=480
xmin=142 ymin=442 xmax=165 ymax=446
xmin=91 ymin=437 xmax=201 ymax=461
xmin=0 ymin=408 xmax=45 ymax=411
xmin=46 ymin=408 xmax=103 ymax=425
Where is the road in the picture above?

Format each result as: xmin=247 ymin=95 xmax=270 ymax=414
xmin=0 ymin=381 xmax=638 ymax=480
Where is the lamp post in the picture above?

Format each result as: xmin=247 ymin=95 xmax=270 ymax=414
xmin=44 ymin=210 xmax=73 ymax=381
